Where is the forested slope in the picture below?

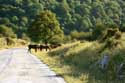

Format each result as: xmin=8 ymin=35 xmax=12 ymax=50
xmin=0 ymin=0 xmax=125 ymax=37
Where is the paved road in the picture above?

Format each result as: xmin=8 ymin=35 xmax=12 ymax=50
xmin=0 ymin=48 xmax=66 ymax=83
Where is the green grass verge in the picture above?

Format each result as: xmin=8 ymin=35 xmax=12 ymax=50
xmin=34 ymin=39 xmax=125 ymax=83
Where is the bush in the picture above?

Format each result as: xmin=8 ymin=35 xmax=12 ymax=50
xmin=17 ymin=39 xmax=27 ymax=46
xmin=100 ymin=28 xmax=121 ymax=42
xmin=5 ymin=37 xmax=15 ymax=46
xmin=70 ymin=30 xmax=92 ymax=41
xmin=63 ymin=35 xmax=72 ymax=43
xmin=92 ymin=24 xmax=106 ymax=40
xmin=49 ymin=35 xmax=64 ymax=44
xmin=21 ymin=33 xmax=30 ymax=41
xmin=0 ymin=25 xmax=17 ymax=38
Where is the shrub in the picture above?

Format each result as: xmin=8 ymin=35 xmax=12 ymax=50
xmin=21 ymin=33 xmax=30 ymax=41
xmin=49 ymin=35 xmax=64 ymax=44
xmin=100 ymin=28 xmax=121 ymax=42
xmin=63 ymin=35 xmax=72 ymax=43
xmin=5 ymin=37 xmax=15 ymax=45
xmin=70 ymin=30 xmax=92 ymax=41
xmin=0 ymin=25 xmax=17 ymax=38
xmin=92 ymin=24 xmax=106 ymax=40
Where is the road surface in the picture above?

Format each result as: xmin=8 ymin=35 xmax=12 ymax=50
xmin=0 ymin=48 xmax=66 ymax=83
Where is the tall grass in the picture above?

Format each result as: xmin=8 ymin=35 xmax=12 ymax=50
xmin=34 ymin=36 xmax=125 ymax=83
xmin=0 ymin=37 xmax=27 ymax=49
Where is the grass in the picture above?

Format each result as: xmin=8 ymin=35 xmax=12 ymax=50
xmin=34 ymin=41 xmax=101 ymax=83
xmin=33 ymin=33 xmax=125 ymax=83
xmin=0 ymin=37 xmax=27 ymax=49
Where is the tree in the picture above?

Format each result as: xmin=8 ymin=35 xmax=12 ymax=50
xmin=0 ymin=18 xmax=10 ymax=24
xmin=0 ymin=25 xmax=16 ymax=38
xmin=28 ymin=10 xmax=64 ymax=44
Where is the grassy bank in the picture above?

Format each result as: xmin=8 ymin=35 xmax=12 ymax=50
xmin=34 ymin=38 xmax=125 ymax=83
xmin=0 ymin=37 xmax=27 ymax=49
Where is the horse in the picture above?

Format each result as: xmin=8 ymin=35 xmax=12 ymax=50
xmin=28 ymin=44 xmax=39 ymax=52
xmin=50 ymin=43 xmax=62 ymax=49
xmin=39 ymin=45 xmax=51 ymax=51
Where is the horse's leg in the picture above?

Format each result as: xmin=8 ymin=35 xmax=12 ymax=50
xmin=49 ymin=46 xmax=51 ymax=51
xmin=40 ymin=47 xmax=42 ymax=51
xmin=35 ymin=48 xmax=37 ymax=52
xmin=28 ymin=48 xmax=31 ymax=52
xmin=49 ymin=48 xmax=51 ymax=51
xmin=46 ymin=47 xmax=47 ymax=51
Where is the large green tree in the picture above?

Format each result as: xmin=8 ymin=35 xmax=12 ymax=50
xmin=28 ymin=10 xmax=64 ymax=44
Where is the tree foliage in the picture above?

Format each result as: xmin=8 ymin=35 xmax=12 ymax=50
xmin=28 ymin=10 xmax=64 ymax=44
xmin=0 ymin=25 xmax=16 ymax=38
xmin=0 ymin=0 xmax=125 ymax=38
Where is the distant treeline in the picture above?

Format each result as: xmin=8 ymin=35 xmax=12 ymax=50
xmin=0 ymin=0 xmax=125 ymax=38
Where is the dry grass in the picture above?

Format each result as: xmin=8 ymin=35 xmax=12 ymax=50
xmin=34 ymin=34 xmax=125 ymax=83
xmin=0 ymin=38 xmax=27 ymax=49
xmin=34 ymin=41 xmax=102 ymax=83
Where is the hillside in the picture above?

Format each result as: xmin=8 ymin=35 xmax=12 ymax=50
xmin=0 ymin=0 xmax=125 ymax=38
xmin=35 ymin=39 xmax=125 ymax=83
xmin=1 ymin=0 xmax=125 ymax=82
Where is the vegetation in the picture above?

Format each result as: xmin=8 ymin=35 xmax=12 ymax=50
xmin=70 ymin=30 xmax=92 ymax=40
xmin=28 ymin=10 xmax=64 ymax=44
xmin=0 ymin=25 xmax=16 ymax=38
xmin=0 ymin=0 xmax=125 ymax=38
xmin=0 ymin=0 xmax=125 ymax=83
xmin=0 ymin=37 xmax=27 ymax=49
xmin=34 ymin=39 xmax=125 ymax=83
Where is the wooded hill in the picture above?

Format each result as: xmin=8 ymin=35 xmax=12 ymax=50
xmin=0 ymin=0 xmax=125 ymax=38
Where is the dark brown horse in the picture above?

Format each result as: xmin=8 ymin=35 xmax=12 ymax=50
xmin=28 ymin=43 xmax=61 ymax=52
xmin=50 ymin=43 xmax=62 ymax=49
xmin=39 ymin=45 xmax=51 ymax=51
xmin=28 ymin=44 xmax=39 ymax=52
